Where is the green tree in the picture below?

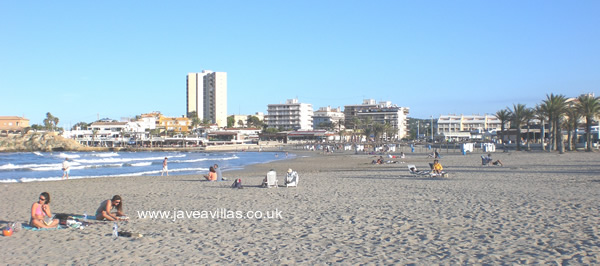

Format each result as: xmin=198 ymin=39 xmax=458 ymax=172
xmin=565 ymin=103 xmax=580 ymax=151
xmin=523 ymin=108 xmax=535 ymax=150
xmin=264 ymin=127 xmax=279 ymax=133
xmin=495 ymin=109 xmax=511 ymax=144
xmin=576 ymin=94 xmax=600 ymax=151
xmin=227 ymin=116 xmax=235 ymax=128
xmin=338 ymin=130 xmax=347 ymax=143
xmin=509 ymin=104 xmax=528 ymax=151
xmin=246 ymin=116 xmax=263 ymax=128
xmin=72 ymin=122 xmax=89 ymax=130
xmin=535 ymin=104 xmax=549 ymax=151
xmin=43 ymin=112 xmax=59 ymax=131
xmin=541 ymin=94 xmax=567 ymax=152
xmin=373 ymin=122 xmax=385 ymax=143
xmin=187 ymin=111 xmax=201 ymax=129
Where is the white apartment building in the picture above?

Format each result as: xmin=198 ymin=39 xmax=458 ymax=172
xmin=186 ymin=70 xmax=227 ymax=127
xmin=344 ymin=99 xmax=410 ymax=139
xmin=313 ymin=106 xmax=345 ymax=130
xmin=266 ymin=99 xmax=313 ymax=130
xmin=437 ymin=114 xmax=502 ymax=135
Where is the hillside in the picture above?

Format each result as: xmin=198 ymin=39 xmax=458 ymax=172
xmin=0 ymin=132 xmax=100 ymax=152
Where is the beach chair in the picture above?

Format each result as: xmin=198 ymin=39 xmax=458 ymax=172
xmin=408 ymin=165 xmax=428 ymax=176
xmin=285 ymin=170 xmax=298 ymax=187
xmin=265 ymin=170 xmax=278 ymax=188
xmin=481 ymin=155 xmax=491 ymax=166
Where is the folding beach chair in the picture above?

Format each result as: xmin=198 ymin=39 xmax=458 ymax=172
xmin=285 ymin=170 xmax=299 ymax=187
xmin=407 ymin=165 xmax=429 ymax=176
xmin=481 ymin=155 xmax=491 ymax=166
xmin=265 ymin=170 xmax=278 ymax=188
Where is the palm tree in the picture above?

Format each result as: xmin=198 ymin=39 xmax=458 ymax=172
xmin=383 ymin=121 xmax=394 ymax=142
xmin=338 ymin=130 xmax=347 ymax=143
xmin=495 ymin=109 xmax=511 ymax=145
xmin=535 ymin=104 xmax=549 ymax=151
xmin=373 ymin=122 xmax=385 ymax=143
xmin=565 ymin=99 xmax=583 ymax=151
xmin=576 ymin=94 xmax=600 ymax=151
xmin=351 ymin=117 xmax=361 ymax=142
xmin=523 ymin=108 xmax=535 ymax=150
xmin=541 ymin=94 xmax=568 ymax=152
xmin=509 ymin=104 xmax=528 ymax=151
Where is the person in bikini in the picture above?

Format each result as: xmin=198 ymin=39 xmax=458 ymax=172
xmin=203 ymin=166 xmax=217 ymax=181
xmin=96 ymin=195 xmax=127 ymax=221
xmin=30 ymin=192 xmax=59 ymax=228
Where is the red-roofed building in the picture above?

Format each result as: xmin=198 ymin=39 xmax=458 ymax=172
xmin=0 ymin=116 xmax=30 ymax=133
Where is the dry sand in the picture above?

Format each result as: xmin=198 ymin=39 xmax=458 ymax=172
xmin=2 ymin=150 xmax=600 ymax=264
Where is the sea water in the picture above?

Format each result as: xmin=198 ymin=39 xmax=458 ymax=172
xmin=0 ymin=151 xmax=292 ymax=183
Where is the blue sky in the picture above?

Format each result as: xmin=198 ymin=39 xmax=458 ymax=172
xmin=1 ymin=0 xmax=598 ymax=128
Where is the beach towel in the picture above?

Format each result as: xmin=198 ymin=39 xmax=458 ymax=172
xmin=22 ymin=224 xmax=65 ymax=231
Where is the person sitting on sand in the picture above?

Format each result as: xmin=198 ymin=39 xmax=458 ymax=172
xmin=214 ymin=164 xmax=226 ymax=181
xmin=30 ymin=192 xmax=60 ymax=228
xmin=96 ymin=195 xmax=126 ymax=221
xmin=204 ymin=166 xmax=217 ymax=181
xmin=485 ymin=154 xmax=503 ymax=166
xmin=432 ymin=160 xmax=444 ymax=175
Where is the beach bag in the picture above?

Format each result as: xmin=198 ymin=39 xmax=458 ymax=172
xmin=231 ymin=178 xmax=243 ymax=189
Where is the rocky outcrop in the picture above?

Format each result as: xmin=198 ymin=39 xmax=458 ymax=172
xmin=0 ymin=132 xmax=101 ymax=152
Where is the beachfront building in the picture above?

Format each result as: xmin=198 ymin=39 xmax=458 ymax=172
xmin=313 ymin=106 xmax=345 ymax=130
xmin=437 ymin=114 xmax=502 ymax=134
xmin=186 ymin=70 xmax=228 ymax=128
xmin=0 ymin=116 xmax=30 ymax=133
xmin=157 ymin=116 xmax=191 ymax=133
xmin=437 ymin=114 xmax=502 ymax=141
xmin=343 ymin=99 xmax=379 ymax=130
xmin=344 ymin=99 xmax=410 ymax=139
xmin=265 ymin=99 xmax=313 ymax=130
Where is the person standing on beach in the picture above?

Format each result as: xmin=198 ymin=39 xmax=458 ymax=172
xmin=162 ymin=157 xmax=168 ymax=176
xmin=62 ymin=158 xmax=70 ymax=180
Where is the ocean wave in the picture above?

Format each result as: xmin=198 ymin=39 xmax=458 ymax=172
xmin=75 ymin=154 xmax=186 ymax=164
xmin=56 ymin=153 xmax=81 ymax=159
xmin=129 ymin=162 xmax=152 ymax=167
xmin=90 ymin=152 xmax=120 ymax=157
xmin=1 ymin=162 xmax=64 ymax=171
xmin=173 ymin=155 xmax=239 ymax=163
xmin=83 ymin=163 xmax=124 ymax=169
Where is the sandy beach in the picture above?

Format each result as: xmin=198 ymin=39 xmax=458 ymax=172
xmin=2 ymin=150 xmax=600 ymax=264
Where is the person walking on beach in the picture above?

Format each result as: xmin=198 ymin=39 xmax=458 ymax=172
xmin=62 ymin=158 xmax=70 ymax=180
xmin=162 ymin=157 xmax=168 ymax=176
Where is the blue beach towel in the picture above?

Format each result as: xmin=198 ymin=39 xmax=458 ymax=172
xmin=22 ymin=224 xmax=65 ymax=231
